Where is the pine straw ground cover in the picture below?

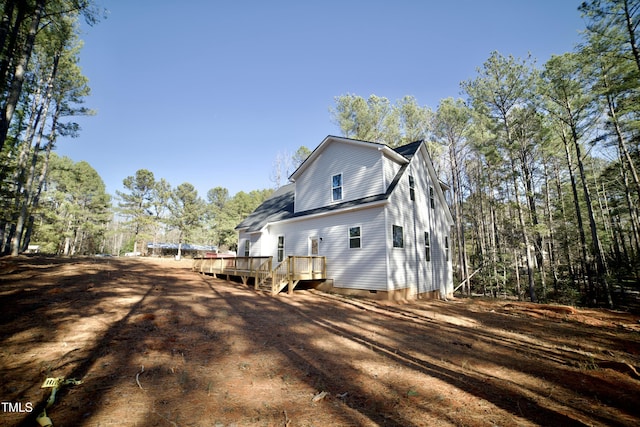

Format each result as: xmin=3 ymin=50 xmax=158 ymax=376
xmin=0 ymin=256 xmax=639 ymax=427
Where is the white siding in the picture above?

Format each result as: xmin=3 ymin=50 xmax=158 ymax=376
xmin=294 ymin=141 xmax=385 ymax=212
xmin=237 ymin=232 xmax=262 ymax=256
xmin=383 ymin=148 xmax=451 ymax=297
xmin=267 ymin=206 xmax=388 ymax=290
xmin=237 ymin=232 xmax=249 ymax=256
xmin=383 ymin=155 xmax=401 ymax=191
xmin=431 ymin=190 xmax=453 ymax=297
xmin=386 ymin=180 xmax=422 ymax=296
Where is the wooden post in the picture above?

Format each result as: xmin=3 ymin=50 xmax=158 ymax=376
xmin=253 ymin=258 xmax=258 ymax=290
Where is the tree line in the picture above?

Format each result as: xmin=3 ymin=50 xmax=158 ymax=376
xmin=13 ymin=157 xmax=274 ymax=257
xmin=330 ymin=0 xmax=640 ymax=307
xmin=112 ymin=168 xmax=273 ymax=258
xmin=0 ymin=0 xmax=101 ymax=255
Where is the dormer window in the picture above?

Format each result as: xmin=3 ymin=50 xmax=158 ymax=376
xmin=332 ymin=173 xmax=343 ymax=201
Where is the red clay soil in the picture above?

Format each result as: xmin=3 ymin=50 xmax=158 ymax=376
xmin=0 ymin=256 xmax=639 ymax=427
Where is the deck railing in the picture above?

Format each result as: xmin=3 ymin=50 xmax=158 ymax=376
xmin=272 ymin=259 xmax=289 ymax=294
xmin=254 ymin=257 xmax=273 ymax=288
xmin=194 ymin=256 xmax=271 ymax=284
xmin=194 ymin=255 xmax=326 ymax=295
xmin=289 ymin=255 xmax=327 ymax=279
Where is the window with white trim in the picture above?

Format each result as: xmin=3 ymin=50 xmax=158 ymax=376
xmin=349 ymin=226 xmax=361 ymax=249
xmin=425 ymin=231 xmax=431 ymax=262
xmin=244 ymin=240 xmax=250 ymax=257
xmin=332 ymin=173 xmax=343 ymax=201
xmin=277 ymin=235 xmax=285 ymax=262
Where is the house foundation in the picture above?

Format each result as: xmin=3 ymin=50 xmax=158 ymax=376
xmin=314 ymin=280 xmax=442 ymax=301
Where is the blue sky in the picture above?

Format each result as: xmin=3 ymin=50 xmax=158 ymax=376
xmin=56 ymin=0 xmax=587 ymax=199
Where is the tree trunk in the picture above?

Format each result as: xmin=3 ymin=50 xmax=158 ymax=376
xmin=553 ymin=160 xmax=575 ymax=285
xmin=510 ymin=161 xmax=537 ymax=302
xmin=22 ymin=102 xmax=61 ymax=252
xmin=0 ymin=0 xmax=44 ymax=153
xmin=10 ymin=52 xmax=59 ymax=255
xmin=520 ymin=153 xmax=544 ymax=278
xmin=0 ymin=0 xmax=16 ymax=54
xmin=621 ymin=157 xmax=640 ymax=259
xmin=570 ymin=122 xmax=613 ymax=308
xmin=487 ymin=170 xmax=502 ymax=295
xmin=0 ymin=0 xmax=22 ymax=95
xmin=622 ymin=0 xmax=640 ymax=76
xmin=561 ymin=128 xmax=593 ymax=300
xmin=504 ymin=118 xmax=536 ymax=302
xmin=605 ymin=91 xmax=640 ymax=201
xmin=542 ymin=158 xmax=558 ymax=295
xmin=449 ymin=141 xmax=470 ymax=295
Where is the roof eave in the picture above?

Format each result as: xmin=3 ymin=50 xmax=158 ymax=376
xmin=379 ymin=145 xmax=410 ymax=164
xmin=271 ymin=198 xmax=388 ymax=227
xmin=289 ymin=135 xmax=407 ymax=181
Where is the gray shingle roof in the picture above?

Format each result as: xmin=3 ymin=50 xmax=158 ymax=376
xmin=235 ymin=183 xmax=295 ymax=232
xmin=235 ymin=139 xmax=422 ymax=232
xmin=393 ymin=139 xmax=422 ymax=158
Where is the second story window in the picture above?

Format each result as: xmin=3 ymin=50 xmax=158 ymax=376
xmin=429 ymin=186 xmax=435 ymax=209
xmin=409 ymin=175 xmax=415 ymax=201
xmin=332 ymin=173 xmax=343 ymax=201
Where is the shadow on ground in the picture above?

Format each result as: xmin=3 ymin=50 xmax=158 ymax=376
xmin=1 ymin=256 xmax=639 ymax=426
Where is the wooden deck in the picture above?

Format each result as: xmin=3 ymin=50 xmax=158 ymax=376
xmin=193 ymin=255 xmax=326 ymax=295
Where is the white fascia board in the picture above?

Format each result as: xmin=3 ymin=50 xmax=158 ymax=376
xmin=236 ymin=226 xmax=263 ymax=235
xmin=290 ymin=136 xmax=408 ymax=181
xmin=378 ymin=146 xmax=410 ymax=164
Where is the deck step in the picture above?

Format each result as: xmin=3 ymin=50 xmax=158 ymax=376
xmin=256 ymin=277 xmax=273 ymax=293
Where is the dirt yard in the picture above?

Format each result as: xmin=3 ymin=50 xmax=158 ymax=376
xmin=0 ymin=256 xmax=639 ymax=427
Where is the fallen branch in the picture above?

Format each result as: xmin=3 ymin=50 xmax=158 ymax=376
xmin=454 ymin=263 xmax=485 ymax=293
xmin=312 ymin=391 xmax=328 ymax=402
xmin=136 ymin=365 xmax=144 ymax=390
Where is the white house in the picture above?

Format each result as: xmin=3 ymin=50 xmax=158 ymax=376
xmin=235 ymin=135 xmax=454 ymax=300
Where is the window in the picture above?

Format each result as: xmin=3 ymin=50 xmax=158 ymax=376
xmin=409 ymin=175 xmax=415 ymax=201
xmin=349 ymin=226 xmax=361 ymax=249
xmin=429 ymin=186 xmax=435 ymax=209
xmin=425 ymin=231 xmax=431 ymax=262
xmin=332 ymin=173 xmax=343 ymax=201
xmin=277 ymin=235 xmax=285 ymax=262
xmin=244 ymin=240 xmax=250 ymax=257
xmin=392 ymin=225 xmax=404 ymax=248
xmin=445 ymin=236 xmax=449 ymax=262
